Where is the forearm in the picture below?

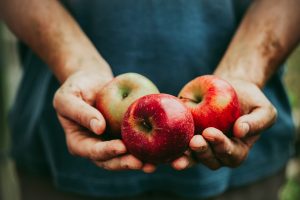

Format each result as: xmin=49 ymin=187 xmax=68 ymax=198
xmin=0 ymin=0 xmax=112 ymax=83
xmin=215 ymin=0 xmax=300 ymax=88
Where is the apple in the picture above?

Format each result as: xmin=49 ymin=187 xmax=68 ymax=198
xmin=96 ymin=73 xmax=159 ymax=138
xmin=178 ymin=75 xmax=240 ymax=135
xmin=121 ymin=94 xmax=194 ymax=164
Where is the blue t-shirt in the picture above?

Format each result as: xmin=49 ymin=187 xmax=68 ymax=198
xmin=10 ymin=0 xmax=295 ymax=198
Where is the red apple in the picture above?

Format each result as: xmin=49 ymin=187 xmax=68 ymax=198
xmin=178 ymin=75 xmax=240 ymax=135
xmin=121 ymin=94 xmax=194 ymax=164
xmin=96 ymin=73 xmax=159 ymax=138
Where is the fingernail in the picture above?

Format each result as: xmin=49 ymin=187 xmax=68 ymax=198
xmin=90 ymin=119 xmax=101 ymax=134
xmin=240 ymin=122 xmax=250 ymax=137
xmin=176 ymin=157 xmax=189 ymax=170
xmin=116 ymin=144 xmax=127 ymax=154
xmin=203 ymin=128 xmax=219 ymax=142
xmin=190 ymin=136 xmax=206 ymax=153
xmin=143 ymin=164 xmax=156 ymax=173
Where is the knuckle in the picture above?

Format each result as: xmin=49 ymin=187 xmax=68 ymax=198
xmin=102 ymin=142 xmax=115 ymax=157
xmin=99 ymin=162 xmax=113 ymax=170
xmin=89 ymin=145 xmax=100 ymax=160
xmin=102 ymin=163 xmax=111 ymax=170
xmin=270 ymin=106 xmax=278 ymax=122
xmin=240 ymin=149 xmax=249 ymax=162
xmin=66 ymin=141 xmax=77 ymax=156
xmin=265 ymin=103 xmax=277 ymax=117
xmin=89 ymin=143 xmax=109 ymax=161
xmin=65 ymin=136 xmax=74 ymax=154
xmin=254 ymin=121 xmax=264 ymax=132
xmin=121 ymin=155 xmax=139 ymax=170
xmin=98 ymin=161 xmax=109 ymax=170
xmin=94 ymin=161 xmax=104 ymax=168
xmin=109 ymin=141 xmax=125 ymax=156
xmin=111 ymin=148 xmax=120 ymax=156
xmin=224 ymin=145 xmax=233 ymax=156
xmin=74 ymin=108 xmax=85 ymax=125
xmin=121 ymin=161 xmax=129 ymax=169
xmin=105 ymin=141 xmax=115 ymax=152
xmin=52 ymin=90 xmax=62 ymax=110
xmin=225 ymin=150 xmax=232 ymax=156
xmin=94 ymin=141 xmax=121 ymax=161
xmin=102 ymin=162 xmax=117 ymax=171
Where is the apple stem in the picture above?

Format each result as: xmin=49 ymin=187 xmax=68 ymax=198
xmin=122 ymin=92 xmax=129 ymax=99
xmin=179 ymin=96 xmax=201 ymax=104
xmin=142 ymin=120 xmax=152 ymax=132
xmin=194 ymin=95 xmax=202 ymax=103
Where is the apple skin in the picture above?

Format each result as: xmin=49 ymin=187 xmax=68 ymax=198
xmin=121 ymin=94 xmax=194 ymax=164
xmin=96 ymin=73 xmax=159 ymax=138
xmin=178 ymin=75 xmax=240 ymax=135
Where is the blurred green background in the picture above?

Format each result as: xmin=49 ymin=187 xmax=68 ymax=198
xmin=285 ymin=47 xmax=300 ymax=126
xmin=0 ymin=23 xmax=22 ymax=200
xmin=0 ymin=23 xmax=300 ymax=200
xmin=280 ymin=46 xmax=300 ymax=200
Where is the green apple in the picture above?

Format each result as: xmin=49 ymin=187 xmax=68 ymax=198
xmin=96 ymin=73 xmax=159 ymax=138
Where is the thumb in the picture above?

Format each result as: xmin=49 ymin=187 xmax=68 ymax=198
xmin=233 ymin=105 xmax=277 ymax=138
xmin=53 ymin=92 xmax=106 ymax=135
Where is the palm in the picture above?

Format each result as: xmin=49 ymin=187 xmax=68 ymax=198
xmin=172 ymin=78 xmax=277 ymax=170
xmin=53 ymin=70 xmax=154 ymax=172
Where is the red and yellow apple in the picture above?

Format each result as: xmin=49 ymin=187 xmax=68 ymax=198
xmin=178 ymin=75 xmax=240 ymax=135
xmin=96 ymin=73 xmax=159 ymax=138
xmin=121 ymin=94 xmax=194 ymax=164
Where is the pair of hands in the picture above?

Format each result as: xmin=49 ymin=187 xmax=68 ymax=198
xmin=53 ymin=68 xmax=277 ymax=172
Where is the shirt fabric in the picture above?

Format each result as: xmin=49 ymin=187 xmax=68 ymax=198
xmin=9 ymin=0 xmax=295 ymax=199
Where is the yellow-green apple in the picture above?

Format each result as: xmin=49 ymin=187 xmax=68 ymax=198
xmin=178 ymin=75 xmax=240 ymax=135
xmin=96 ymin=73 xmax=159 ymax=138
xmin=121 ymin=94 xmax=194 ymax=164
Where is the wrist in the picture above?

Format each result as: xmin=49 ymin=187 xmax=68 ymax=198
xmin=214 ymin=53 xmax=273 ymax=89
xmin=53 ymin=53 xmax=113 ymax=83
xmin=213 ymin=67 xmax=264 ymax=89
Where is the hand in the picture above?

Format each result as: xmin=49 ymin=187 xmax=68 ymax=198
xmin=171 ymin=78 xmax=277 ymax=170
xmin=53 ymin=69 xmax=155 ymax=172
